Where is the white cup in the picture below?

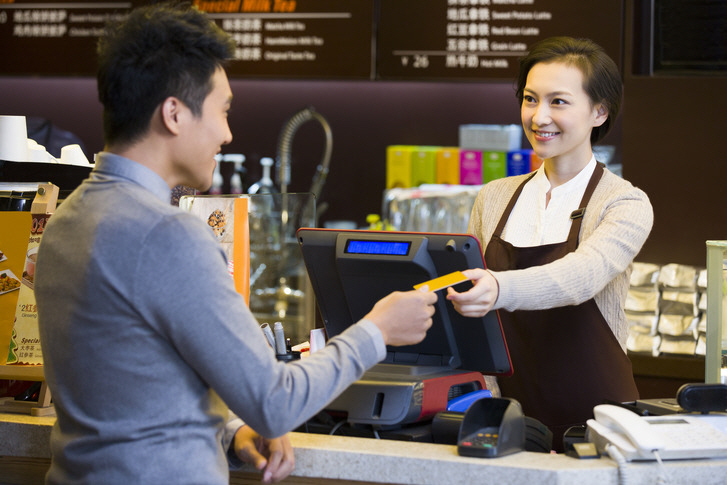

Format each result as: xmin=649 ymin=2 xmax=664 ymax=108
xmin=309 ymin=328 xmax=327 ymax=354
xmin=0 ymin=115 xmax=29 ymax=162
xmin=323 ymin=220 xmax=358 ymax=230
xmin=60 ymin=144 xmax=90 ymax=166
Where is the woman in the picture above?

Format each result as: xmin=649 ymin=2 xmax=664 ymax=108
xmin=447 ymin=37 xmax=653 ymax=451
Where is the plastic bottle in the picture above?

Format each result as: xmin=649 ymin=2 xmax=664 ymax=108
xmin=223 ymin=153 xmax=245 ymax=194
xmin=273 ymin=321 xmax=287 ymax=355
xmin=248 ymin=157 xmax=277 ymax=194
xmin=209 ymin=154 xmax=223 ymax=194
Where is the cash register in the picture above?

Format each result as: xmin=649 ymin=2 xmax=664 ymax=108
xmin=297 ymin=228 xmax=512 ymax=429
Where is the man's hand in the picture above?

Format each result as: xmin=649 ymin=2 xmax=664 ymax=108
xmin=364 ymin=289 xmax=437 ymax=346
xmin=446 ymin=268 xmax=499 ymax=317
xmin=233 ymin=426 xmax=294 ymax=483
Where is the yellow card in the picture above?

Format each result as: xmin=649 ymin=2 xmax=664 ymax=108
xmin=414 ymin=271 xmax=468 ymax=292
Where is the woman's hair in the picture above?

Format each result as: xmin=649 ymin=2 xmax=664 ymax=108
xmin=515 ymin=36 xmax=622 ymax=144
xmin=96 ymin=2 xmax=235 ymax=146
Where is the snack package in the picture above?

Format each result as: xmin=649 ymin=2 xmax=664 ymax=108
xmin=180 ymin=196 xmax=250 ymax=303
xmin=6 ymin=184 xmax=58 ymax=365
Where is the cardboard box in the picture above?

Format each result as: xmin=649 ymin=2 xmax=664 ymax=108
xmin=507 ymin=149 xmax=533 ymax=177
xmin=483 ymin=151 xmax=507 ymax=183
xmin=411 ymin=146 xmax=437 ymax=187
xmin=459 ymin=124 xmax=522 ymax=151
xmin=530 ymin=151 xmax=544 ymax=171
xmin=459 ymin=150 xmax=483 ymax=185
xmin=386 ymin=145 xmax=414 ymax=189
xmin=435 ymin=147 xmax=460 ymax=185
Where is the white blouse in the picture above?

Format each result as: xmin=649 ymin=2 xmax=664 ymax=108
xmin=501 ymin=156 xmax=597 ymax=246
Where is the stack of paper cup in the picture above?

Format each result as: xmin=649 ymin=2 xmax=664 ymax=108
xmin=0 ymin=115 xmax=30 ymax=162
xmin=27 ymin=139 xmax=53 ymax=163
xmin=60 ymin=144 xmax=90 ymax=166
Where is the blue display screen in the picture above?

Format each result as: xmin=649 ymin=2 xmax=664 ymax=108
xmin=345 ymin=239 xmax=411 ymax=256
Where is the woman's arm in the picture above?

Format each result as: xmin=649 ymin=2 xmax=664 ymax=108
xmin=493 ymin=182 xmax=653 ymax=311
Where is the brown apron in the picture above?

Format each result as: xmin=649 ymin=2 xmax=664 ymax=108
xmin=485 ymin=163 xmax=639 ymax=452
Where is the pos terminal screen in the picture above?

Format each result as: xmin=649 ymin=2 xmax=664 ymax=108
xmin=345 ymin=239 xmax=411 ymax=256
xmin=297 ymin=228 xmax=512 ymax=376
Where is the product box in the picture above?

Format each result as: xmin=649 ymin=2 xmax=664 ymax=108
xmin=180 ymin=196 xmax=250 ymax=303
xmin=482 ymin=151 xmax=506 ymax=183
xmin=507 ymin=149 xmax=533 ymax=177
xmin=0 ymin=212 xmax=31 ymax=366
xmin=435 ymin=147 xmax=460 ymax=185
xmin=459 ymin=124 xmax=522 ymax=151
xmin=435 ymin=147 xmax=459 ymax=185
xmin=530 ymin=151 xmax=544 ymax=171
xmin=386 ymin=145 xmax=414 ymax=189
xmin=410 ymin=146 xmax=437 ymax=187
xmin=459 ymin=150 xmax=483 ymax=185
xmin=6 ymin=183 xmax=59 ymax=365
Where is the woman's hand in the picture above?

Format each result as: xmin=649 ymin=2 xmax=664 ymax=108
xmin=446 ymin=268 xmax=499 ymax=317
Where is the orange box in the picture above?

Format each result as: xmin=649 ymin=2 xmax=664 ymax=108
xmin=435 ymin=147 xmax=460 ymax=184
xmin=530 ymin=151 xmax=544 ymax=171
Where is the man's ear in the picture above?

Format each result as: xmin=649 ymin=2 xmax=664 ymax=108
xmin=160 ymin=96 xmax=183 ymax=136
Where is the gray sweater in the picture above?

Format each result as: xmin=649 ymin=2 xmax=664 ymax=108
xmin=468 ymin=167 xmax=654 ymax=348
xmin=35 ymin=152 xmax=385 ymax=485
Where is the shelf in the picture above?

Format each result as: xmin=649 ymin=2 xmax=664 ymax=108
xmin=0 ymin=364 xmax=44 ymax=382
xmin=629 ymin=352 xmax=705 ymax=381
xmin=0 ymin=365 xmax=53 ymax=416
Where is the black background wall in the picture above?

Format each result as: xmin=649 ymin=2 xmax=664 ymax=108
xmin=1 ymin=0 xmax=723 ymax=267
xmin=0 ymin=76 xmax=528 ymax=225
xmin=620 ymin=0 xmax=726 ymax=266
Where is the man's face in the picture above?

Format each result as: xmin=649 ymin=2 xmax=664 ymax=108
xmin=174 ymin=67 xmax=233 ymax=191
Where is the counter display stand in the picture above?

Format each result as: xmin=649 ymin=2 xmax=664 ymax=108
xmin=0 ymin=184 xmax=58 ymax=417
xmin=705 ymin=241 xmax=727 ymax=384
xmin=0 ymin=365 xmax=53 ymax=416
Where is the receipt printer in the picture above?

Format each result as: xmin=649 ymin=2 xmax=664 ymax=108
xmin=325 ymin=364 xmax=486 ymax=428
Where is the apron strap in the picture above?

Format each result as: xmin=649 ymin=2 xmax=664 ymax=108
xmin=565 ymin=162 xmax=605 ymax=252
xmin=493 ymin=171 xmax=538 ymax=237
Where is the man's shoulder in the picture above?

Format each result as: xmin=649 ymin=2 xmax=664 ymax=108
xmin=51 ymin=179 xmax=203 ymax=244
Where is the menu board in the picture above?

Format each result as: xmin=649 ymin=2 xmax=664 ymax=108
xmin=376 ymin=0 xmax=624 ymax=81
xmin=0 ymin=0 xmax=374 ymax=79
xmin=0 ymin=1 xmax=131 ymax=76
xmin=0 ymin=0 xmax=623 ymax=80
xmin=213 ymin=0 xmax=373 ymax=78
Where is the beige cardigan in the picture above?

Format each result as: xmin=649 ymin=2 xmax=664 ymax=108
xmin=469 ymin=167 xmax=654 ymax=350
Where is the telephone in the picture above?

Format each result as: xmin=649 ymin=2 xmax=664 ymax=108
xmin=586 ymin=404 xmax=727 ymax=461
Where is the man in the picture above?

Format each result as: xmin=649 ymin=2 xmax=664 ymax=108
xmin=34 ymin=3 xmax=437 ymax=484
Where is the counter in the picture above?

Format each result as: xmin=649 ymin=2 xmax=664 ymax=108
xmin=3 ymin=413 xmax=727 ymax=484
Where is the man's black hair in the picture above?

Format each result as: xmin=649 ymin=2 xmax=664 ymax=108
xmin=97 ymin=2 xmax=235 ymax=146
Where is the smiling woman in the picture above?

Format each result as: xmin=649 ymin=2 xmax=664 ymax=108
xmin=446 ymin=36 xmax=653 ymax=452
xmin=520 ymin=62 xmax=608 ymax=184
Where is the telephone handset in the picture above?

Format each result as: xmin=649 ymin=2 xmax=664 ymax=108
xmin=587 ymin=404 xmax=727 ymax=461
xmin=590 ymin=405 xmax=663 ymax=456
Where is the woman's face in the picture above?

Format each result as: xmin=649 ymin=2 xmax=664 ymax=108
xmin=521 ymin=61 xmax=607 ymax=168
